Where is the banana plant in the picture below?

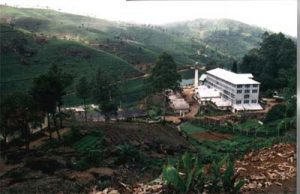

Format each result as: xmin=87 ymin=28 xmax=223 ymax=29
xmin=162 ymin=152 xmax=205 ymax=193
xmin=222 ymin=159 xmax=245 ymax=194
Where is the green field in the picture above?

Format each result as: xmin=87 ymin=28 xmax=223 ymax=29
xmin=73 ymin=135 xmax=100 ymax=152
xmin=180 ymin=122 xmax=206 ymax=134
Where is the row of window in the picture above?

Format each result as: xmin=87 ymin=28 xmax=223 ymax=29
xmin=237 ymin=89 xmax=258 ymax=94
xmin=237 ymin=84 xmax=258 ymax=88
xmin=208 ymin=77 xmax=235 ymax=92
xmin=236 ymin=99 xmax=257 ymax=104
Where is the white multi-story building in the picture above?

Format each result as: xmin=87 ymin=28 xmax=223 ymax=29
xmin=195 ymin=68 xmax=263 ymax=112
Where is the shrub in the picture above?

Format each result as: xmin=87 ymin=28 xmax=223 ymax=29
xmin=115 ymin=143 xmax=144 ymax=164
xmin=264 ymin=104 xmax=286 ymax=123
xmin=73 ymin=157 xmax=90 ymax=171
xmin=222 ymin=160 xmax=245 ymax=194
xmin=163 ymin=154 xmax=245 ymax=194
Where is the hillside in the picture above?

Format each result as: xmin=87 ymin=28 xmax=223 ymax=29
xmin=165 ymin=18 xmax=265 ymax=58
xmin=0 ymin=5 xmax=269 ymax=105
xmin=0 ymin=5 xmax=266 ymax=66
xmin=0 ymin=24 xmax=142 ymax=94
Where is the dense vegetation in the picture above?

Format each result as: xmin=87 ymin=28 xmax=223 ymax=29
xmin=239 ymin=32 xmax=296 ymax=93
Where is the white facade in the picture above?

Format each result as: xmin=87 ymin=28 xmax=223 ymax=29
xmin=197 ymin=68 xmax=262 ymax=111
xmin=194 ymin=69 xmax=199 ymax=88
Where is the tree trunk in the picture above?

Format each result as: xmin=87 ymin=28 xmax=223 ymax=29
xmin=1 ymin=133 xmax=7 ymax=153
xmin=47 ymin=113 xmax=52 ymax=139
xmin=25 ymin=124 xmax=30 ymax=151
xmin=58 ymin=105 xmax=63 ymax=129
xmin=163 ymin=92 xmax=166 ymax=122
xmin=84 ymin=98 xmax=87 ymax=122
xmin=53 ymin=114 xmax=61 ymax=140
xmin=104 ymin=113 xmax=110 ymax=122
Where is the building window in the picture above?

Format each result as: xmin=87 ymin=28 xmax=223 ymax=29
xmin=245 ymin=85 xmax=250 ymax=88
xmin=251 ymin=100 xmax=257 ymax=103
xmin=236 ymin=100 xmax=241 ymax=104
xmin=252 ymin=89 xmax=258 ymax=93
xmin=237 ymin=85 xmax=243 ymax=88
xmin=237 ymin=90 xmax=242 ymax=94
xmin=244 ymin=100 xmax=249 ymax=104
xmin=244 ymin=94 xmax=249 ymax=98
xmin=253 ymin=84 xmax=258 ymax=88
xmin=245 ymin=89 xmax=250 ymax=93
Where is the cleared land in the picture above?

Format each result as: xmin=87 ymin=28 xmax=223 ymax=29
xmin=192 ymin=131 xmax=233 ymax=141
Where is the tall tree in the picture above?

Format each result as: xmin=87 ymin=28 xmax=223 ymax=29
xmin=148 ymin=52 xmax=181 ymax=120
xmin=240 ymin=32 xmax=296 ymax=92
xmin=149 ymin=52 xmax=181 ymax=93
xmin=47 ymin=64 xmax=73 ymax=128
xmin=75 ymin=76 xmax=91 ymax=122
xmin=0 ymin=92 xmax=43 ymax=150
xmin=231 ymin=60 xmax=238 ymax=73
xmin=31 ymin=65 xmax=72 ymax=139
xmin=92 ymin=68 xmax=118 ymax=121
xmin=206 ymin=60 xmax=219 ymax=71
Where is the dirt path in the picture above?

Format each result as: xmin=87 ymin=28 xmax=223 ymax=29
xmin=25 ymin=128 xmax=71 ymax=149
xmin=0 ymin=159 xmax=23 ymax=177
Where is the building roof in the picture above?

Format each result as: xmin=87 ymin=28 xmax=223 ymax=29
xmin=180 ymin=79 xmax=194 ymax=86
xmin=197 ymin=85 xmax=220 ymax=99
xmin=199 ymin=74 xmax=207 ymax=81
xmin=211 ymin=98 xmax=232 ymax=107
xmin=206 ymin=68 xmax=260 ymax=85
xmin=243 ymin=103 xmax=263 ymax=111
xmin=171 ymin=98 xmax=190 ymax=110
xmin=232 ymin=103 xmax=263 ymax=111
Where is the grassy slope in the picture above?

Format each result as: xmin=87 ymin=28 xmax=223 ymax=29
xmin=0 ymin=24 xmax=141 ymax=95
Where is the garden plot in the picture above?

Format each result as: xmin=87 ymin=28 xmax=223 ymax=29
xmin=181 ymin=121 xmax=233 ymax=141
xmin=192 ymin=131 xmax=233 ymax=141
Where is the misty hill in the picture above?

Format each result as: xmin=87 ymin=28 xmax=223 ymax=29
xmin=1 ymin=6 xmax=267 ymax=66
xmin=164 ymin=18 xmax=265 ymax=58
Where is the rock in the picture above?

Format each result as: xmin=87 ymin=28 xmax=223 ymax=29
xmin=88 ymin=167 xmax=115 ymax=177
xmin=108 ymin=190 xmax=120 ymax=194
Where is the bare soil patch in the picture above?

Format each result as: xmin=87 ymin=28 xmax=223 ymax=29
xmin=192 ymin=131 xmax=233 ymax=141
xmin=235 ymin=143 xmax=296 ymax=193
xmin=86 ymin=122 xmax=190 ymax=150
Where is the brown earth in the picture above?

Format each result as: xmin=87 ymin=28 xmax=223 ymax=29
xmin=192 ymin=131 xmax=233 ymax=141
xmin=235 ymin=143 xmax=296 ymax=194
xmin=88 ymin=122 xmax=190 ymax=149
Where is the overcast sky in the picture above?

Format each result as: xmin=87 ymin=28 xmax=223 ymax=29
xmin=1 ymin=0 xmax=297 ymax=37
